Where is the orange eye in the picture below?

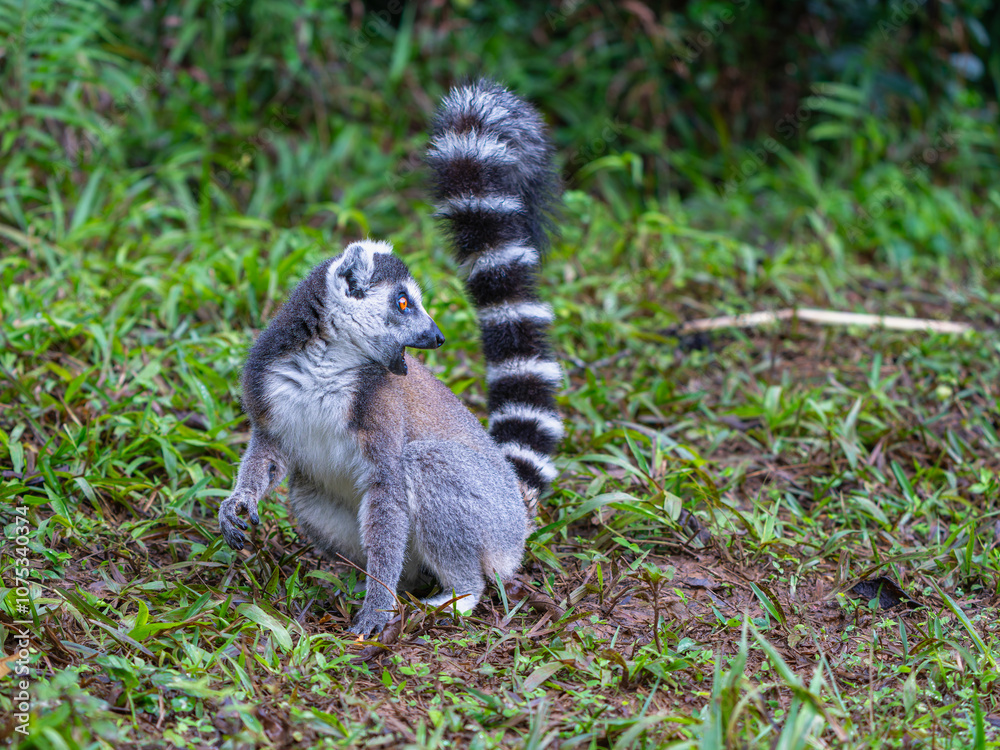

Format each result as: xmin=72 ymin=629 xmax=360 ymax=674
xmin=397 ymin=294 xmax=408 ymax=312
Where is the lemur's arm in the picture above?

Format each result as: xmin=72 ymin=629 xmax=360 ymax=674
xmin=350 ymin=469 xmax=410 ymax=636
xmin=344 ymin=408 xmax=410 ymax=637
xmin=219 ymin=430 xmax=288 ymax=550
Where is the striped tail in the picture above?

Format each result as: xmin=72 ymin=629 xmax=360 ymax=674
xmin=427 ymin=79 xmax=562 ymax=494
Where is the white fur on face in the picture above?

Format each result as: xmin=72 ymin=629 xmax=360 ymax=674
xmin=325 ymin=239 xmax=394 ymax=297
xmin=325 ymin=242 xmax=397 ymax=360
xmin=402 ymin=279 xmax=424 ymax=309
xmin=332 ymin=283 xmax=397 ymax=357
xmin=333 ymin=239 xmax=394 ymax=267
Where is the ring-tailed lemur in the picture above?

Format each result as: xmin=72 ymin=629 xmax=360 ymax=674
xmin=217 ymin=80 xmax=561 ymax=636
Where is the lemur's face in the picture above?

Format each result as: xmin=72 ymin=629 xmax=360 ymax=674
xmin=326 ymin=241 xmax=444 ymax=375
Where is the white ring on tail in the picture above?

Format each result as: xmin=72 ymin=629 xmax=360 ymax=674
xmin=486 ymin=356 xmax=563 ymax=388
xmin=490 ymin=403 xmax=565 ymax=443
xmin=466 ymin=244 xmax=539 ymax=280
xmin=439 ymin=195 xmax=524 ymax=216
xmin=428 ymin=131 xmax=515 ymax=164
xmin=478 ymin=301 xmax=554 ymax=327
xmin=500 ymin=443 xmax=559 ymax=483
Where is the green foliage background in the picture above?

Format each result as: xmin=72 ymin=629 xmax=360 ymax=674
xmin=2 ymin=0 xmax=999 ymax=257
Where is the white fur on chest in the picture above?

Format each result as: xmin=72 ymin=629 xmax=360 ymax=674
xmin=265 ymin=341 xmax=371 ymax=502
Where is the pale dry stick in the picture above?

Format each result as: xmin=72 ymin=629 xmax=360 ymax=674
xmin=567 ymin=307 xmax=975 ymax=376
xmin=678 ymin=308 xmax=974 ymax=335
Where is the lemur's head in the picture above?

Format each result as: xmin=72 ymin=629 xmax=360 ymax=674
xmin=326 ymin=240 xmax=444 ymax=376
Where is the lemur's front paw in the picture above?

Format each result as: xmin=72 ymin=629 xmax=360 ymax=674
xmin=218 ymin=493 xmax=260 ymax=550
xmin=348 ymin=604 xmax=394 ymax=638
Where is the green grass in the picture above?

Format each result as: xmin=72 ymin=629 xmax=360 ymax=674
xmin=3 ymin=1 xmax=1000 ymax=748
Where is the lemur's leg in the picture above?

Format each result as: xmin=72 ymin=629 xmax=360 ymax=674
xmin=219 ymin=430 xmax=287 ymax=550
xmin=404 ymin=441 xmax=525 ymax=615
xmin=416 ymin=481 xmax=485 ymax=615
xmin=350 ymin=477 xmax=410 ymax=636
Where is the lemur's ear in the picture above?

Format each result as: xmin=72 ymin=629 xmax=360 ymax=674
xmin=336 ymin=243 xmax=373 ymax=299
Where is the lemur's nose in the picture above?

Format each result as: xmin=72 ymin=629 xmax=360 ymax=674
xmin=404 ymin=319 xmax=446 ymax=350
xmin=429 ymin=319 xmax=445 ymax=348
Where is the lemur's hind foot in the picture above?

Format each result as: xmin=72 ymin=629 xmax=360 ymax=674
xmin=421 ymin=590 xmax=479 ymax=614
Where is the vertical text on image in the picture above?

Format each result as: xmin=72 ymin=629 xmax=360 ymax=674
xmin=9 ymin=498 xmax=33 ymax=736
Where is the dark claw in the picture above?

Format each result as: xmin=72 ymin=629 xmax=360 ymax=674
xmin=349 ymin=606 xmax=393 ymax=637
xmin=221 ymin=521 xmax=245 ymax=550
xmin=218 ymin=493 xmax=260 ymax=551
